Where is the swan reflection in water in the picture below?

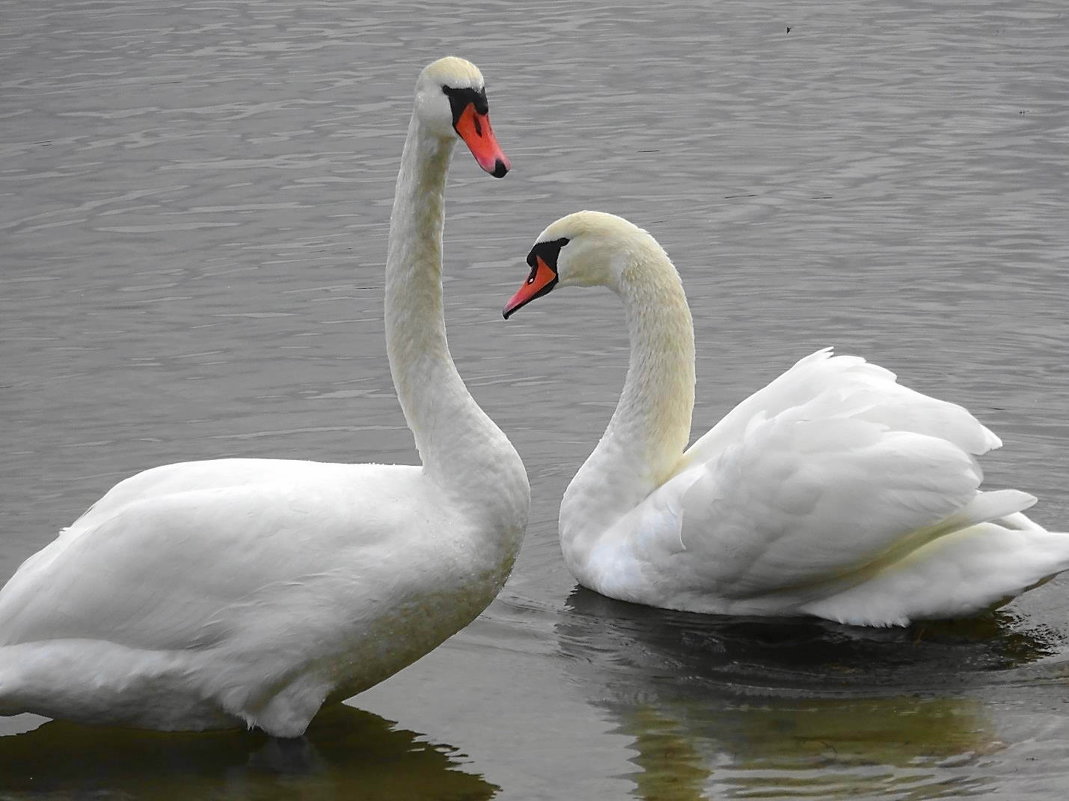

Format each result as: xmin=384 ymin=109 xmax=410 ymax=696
xmin=559 ymin=586 xmax=1060 ymax=800
xmin=0 ymin=702 xmax=496 ymax=801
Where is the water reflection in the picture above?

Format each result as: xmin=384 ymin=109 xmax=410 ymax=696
xmin=621 ymin=695 xmax=998 ymax=800
xmin=0 ymin=703 xmax=496 ymax=801
xmin=560 ymin=587 xmax=1059 ymax=799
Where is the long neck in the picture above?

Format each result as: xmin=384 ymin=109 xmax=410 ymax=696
xmin=384 ymin=114 xmax=519 ymax=491
xmin=562 ymin=243 xmax=696 ymax=543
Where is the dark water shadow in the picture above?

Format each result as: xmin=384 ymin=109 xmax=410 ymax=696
xmin=557 ymin=587 xmax=1064 ymax=800
xmin=0 ymin=702 xmax=497 ymax=800
xmin=561 ymin=586 xmax=1062 ymax=696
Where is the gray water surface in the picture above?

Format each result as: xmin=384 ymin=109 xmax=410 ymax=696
xmin=3 ymin=1 xmax=1069 ymax=798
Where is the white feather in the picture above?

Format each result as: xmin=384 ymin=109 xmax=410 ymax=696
xmin=527 ymin=211 xmax=1069 ymax=626
xmin=0 ymin=58 xmax=529 ymax=736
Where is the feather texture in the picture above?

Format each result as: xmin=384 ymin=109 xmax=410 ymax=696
xmin=0 ymin=58 xmax=528 ymax=735
xmin=513 ymin=211 xmax=1069 ymax=626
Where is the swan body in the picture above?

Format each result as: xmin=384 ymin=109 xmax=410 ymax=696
xmin=503 ymin=210 xmax=1069 ymax=627
xmin=0 ymin=57 xmax=529 ymax=736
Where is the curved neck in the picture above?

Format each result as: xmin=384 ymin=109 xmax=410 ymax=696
xmin=563 ymin=244 xmax=696 ymax=535
xmin=384 ymin=114 xmax=510 ymax=483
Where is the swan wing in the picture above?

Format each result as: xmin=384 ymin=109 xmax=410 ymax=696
xmin=675 ymin=406 xmax=1031 ymax=600
xmin=665 ymin=346 xmax=1040 ymax=603
xmin=56 ymin=458 xmax=366 ymax=535
xmin=0 ymin=463 xmax=422 ymax=651
xmin=683 ymin=348 xmax=1000 ymax=469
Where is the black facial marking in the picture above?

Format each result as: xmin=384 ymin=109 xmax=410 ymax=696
xmin=526 ymin=238 xmax=570 ymax=271
xmin=442 ymin=85 xmax=489 ymax=126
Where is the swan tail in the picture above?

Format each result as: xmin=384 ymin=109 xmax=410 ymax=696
xmin=925 ymin=488 xmax=1036 ymax=538
xmin=800 ymin=498 xmax=1069 ymax=626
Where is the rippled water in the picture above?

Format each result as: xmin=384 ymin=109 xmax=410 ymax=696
xmin=3 ymin=0 xmax=1069 ymax=798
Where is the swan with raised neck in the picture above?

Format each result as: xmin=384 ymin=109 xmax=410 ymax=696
xmin=387 ymin=57 xmax=522 ymax=513
xmin=0 ymin=57 xmax=528 ymax=736
xmin=504 ymin=210 xmax=1069 ymax=626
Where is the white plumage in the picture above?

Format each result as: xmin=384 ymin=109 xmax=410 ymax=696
xmin=0 ymin=57 xmax=529 ymax=736
xmin=503 ymin=210 xmax=1069 ymax=627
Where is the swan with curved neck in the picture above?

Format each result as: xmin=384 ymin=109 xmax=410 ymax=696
xmin=504 ymin=210 xmax=1069 ymax=626
xmin=0 ymin=57 xmax=528 ymax=736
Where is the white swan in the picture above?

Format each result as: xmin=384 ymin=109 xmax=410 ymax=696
xmin=503 ymin=210 xmax=1069 ymax=627
xmin=0 ymin=57 xmax=529 ymax=736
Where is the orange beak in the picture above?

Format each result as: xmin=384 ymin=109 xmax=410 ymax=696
xmin=454 ymin=103 xmax=510 ymax=178
xmin=503 ymin=256 xmax=558 ymax=319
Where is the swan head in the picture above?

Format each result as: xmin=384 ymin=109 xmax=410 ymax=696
xmin=415 ymin=57 xmax=510 ymax=178
xmin=503 ymin=211 xmax=654 ymax=318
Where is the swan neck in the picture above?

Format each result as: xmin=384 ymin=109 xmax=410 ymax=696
xmin=614 ymin=248 xmax=696 ymax=479
xmin=383 ymin=114 xmax=514 ymax=484
xmin=564 ymin=244 xmax=696 ymax=534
